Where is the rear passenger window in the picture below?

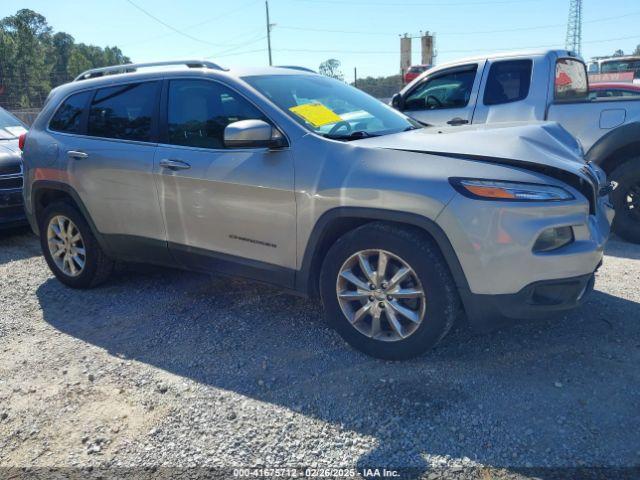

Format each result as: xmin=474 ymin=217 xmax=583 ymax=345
xmin=483 ymin=60 xmax=532 ymax=105
xmin=167 ymin=79 xmax=267 ymax=149
xmin=88 ymin=82 xmax=158 ymax=142
xmin=49 ymin=91 xmax=91 ymax=134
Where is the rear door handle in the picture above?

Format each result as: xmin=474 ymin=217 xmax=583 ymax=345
xmin=446 ymin=118 xmax=469 ymax=126
xmin=159 ymin=159 xmax=191 ymax=171
xmin=67 ymin=150 xmax=88 ymax=160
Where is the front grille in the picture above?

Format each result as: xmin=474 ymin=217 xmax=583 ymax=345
xmin=0 ymin=175 xmax=23 ymax=190
xmin=0 ymin=163 xmax=21 ymax=176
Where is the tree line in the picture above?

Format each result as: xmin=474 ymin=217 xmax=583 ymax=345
xmin=0 ymin=9 xmax=130 ymax=110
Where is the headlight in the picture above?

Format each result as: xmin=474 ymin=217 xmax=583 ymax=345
xmin=450 ymin=178 xmax=574 ymax=202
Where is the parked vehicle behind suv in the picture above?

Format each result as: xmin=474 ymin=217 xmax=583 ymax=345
xmin=0 ymin=106 xmax=28 ymax=229
xmin=390 ymin=49 xmax=640 ymax=243
xmin=22 ymin=60 xmax=613 ymax=359
xmin=404 ymin=64 xmax=431 ymax=84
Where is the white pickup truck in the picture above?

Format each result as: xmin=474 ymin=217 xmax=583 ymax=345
xmin=391 ymin=49 xmax=640 ymax=242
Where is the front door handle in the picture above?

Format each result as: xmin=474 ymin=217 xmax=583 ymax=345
xmin=159 ymin=159 xmax=191 ymax=171
xmin=446 ymin=117 xmax=469 ymax=126
xmin=67 ymin=150 xmax=88 ymax=160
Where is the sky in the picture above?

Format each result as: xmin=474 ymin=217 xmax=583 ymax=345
xmin=4 ymin=0 xmax=640 ymax=80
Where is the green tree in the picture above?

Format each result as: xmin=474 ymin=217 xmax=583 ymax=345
xmin=0 ymin=8 xmax=131 ymax=109
xmin=352 ymin=74 xmax=403 ymax=99
xmin=51 ymin=32 xmax=75 ymax=84
xmin=0 ymin=9 xmax=52 ymax=109
xmin=319 ymin=58 xmax=344 ymax=82
xmin=612 ymin=49 xmax=625 ymax=57
xmin=66 ymin=48 xmax=93 ymax=80
xmin=634 ymin=44 xmax=640 ymax=56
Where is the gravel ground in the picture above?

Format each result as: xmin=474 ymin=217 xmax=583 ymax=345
xmin=0 ymin=228 xmax=639 ymax=479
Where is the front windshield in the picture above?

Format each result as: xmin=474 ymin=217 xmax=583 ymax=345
xmin=0 ymin=108 xmax=26 ymax=139
xmin=243 ymin=74 xmax=419 ymax=139
xmin=601 ymin=59 xmax=640 ymax=76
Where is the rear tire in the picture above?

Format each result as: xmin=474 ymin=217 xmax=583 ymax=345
xmin=320 ymin=222 xmax=461 ymax=360
xmin=610 ymin=159 xmax=640 ymax=244
xmin=39 ymin=202 xmax=114 ymax=288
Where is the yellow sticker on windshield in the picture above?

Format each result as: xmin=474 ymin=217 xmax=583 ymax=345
xmin=289 ymin=103 xmax=342 ymax=128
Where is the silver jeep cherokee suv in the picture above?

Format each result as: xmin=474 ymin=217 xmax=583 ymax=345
xmin=22 ymin=60 xmax=614 ymax=359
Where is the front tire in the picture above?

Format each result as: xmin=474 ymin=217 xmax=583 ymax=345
xmin=610 ymin=159 xmax=640 ymax=244
xmin=39 ymin=202 xmax=114 ymax=288
xmin=320 ymin=222 xmax=461 ymax=360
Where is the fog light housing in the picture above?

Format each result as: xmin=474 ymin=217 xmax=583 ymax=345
xmin=533 ymin=226 xmax=574 ymax=252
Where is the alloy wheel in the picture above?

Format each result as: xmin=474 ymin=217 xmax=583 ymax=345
xmin=625 ymin=183 xmax=640 ymax=221
xmin=336 ymin=249 xmax=426 ymax=342
xmin=47 ymin=215 xmax=86 ymax=277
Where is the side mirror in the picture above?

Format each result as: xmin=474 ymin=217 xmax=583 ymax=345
xmin=391 ymin=93 xmax=405 ymax=111
xmin=224 ymin=119 xmax=287 ymax=149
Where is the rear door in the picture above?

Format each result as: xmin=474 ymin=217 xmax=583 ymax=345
xmin=154 ymin=78 xmax=296 ymax=283
xmin=50 ymin=81 xmax=170 ymax=262
xmin=400 ymin=63 xmax=484 ymax=126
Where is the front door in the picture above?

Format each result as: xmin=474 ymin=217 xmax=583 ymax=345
xmin=400 ymin=63 xmax=482 ymax=126
xmin=155 ymin=78 xmax=296 ymax=285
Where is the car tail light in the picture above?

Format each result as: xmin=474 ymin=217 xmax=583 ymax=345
xmin=18 ymin=133 xmax=27 ymax=151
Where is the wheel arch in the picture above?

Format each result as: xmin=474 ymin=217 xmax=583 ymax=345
xmin=295 ymin=207 xmax=469 ymax=298
xmin=585 ymin=122 xmax=640 ymax=174
xmin=31 ymin=180 xmax=112 ymax=254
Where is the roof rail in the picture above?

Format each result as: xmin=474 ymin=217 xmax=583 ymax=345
xmin=275 ymin=65 xmax=316 ymax=73
xmin=74 ymin=60 xmax=225 ymax=82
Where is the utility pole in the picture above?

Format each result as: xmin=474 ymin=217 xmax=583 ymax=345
xmin=265 ymin=0 xmax=273 ymax=66
xmin=565 ymin=0 xmax=582 ymax=55
xmin=354 ymin=67 xmax=357 ymax=88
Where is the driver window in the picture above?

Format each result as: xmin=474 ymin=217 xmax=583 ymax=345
xmin=404 ymin=66 xmax=478 ymax=111
xmin=167 ymin=79 xmax=267 ymax=149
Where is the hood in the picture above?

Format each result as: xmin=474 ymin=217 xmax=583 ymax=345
xmin=354 ymin=121 xmax=586 ymax=173
xmin=0 ymin=138 xmax=22 ymax=175
xmin=0 ymin=138 xmax=20 ymax=155
xmin=354 ymin=121 xmax=600 ymax=215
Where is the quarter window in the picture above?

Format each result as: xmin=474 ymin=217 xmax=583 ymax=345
xmin=404 ymin=66 xmax=477 ymax=111
xmin=167 ymin=79 xmax=267 ymax=149
xmin=555 ymin=58 xmax=588 ymax=101
xmin=50 ymin=91 xmax=91 ymax=134
xmin=88 ymin=82 xmax=158 ymax=142
xmin=483 ymin=60 xmax=532 ymax=105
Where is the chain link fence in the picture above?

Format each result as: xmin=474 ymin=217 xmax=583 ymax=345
xmin=9 ymin=108 xmax=41 ymax=126
xmin=1 ymin=85 xmax=47 ymax=127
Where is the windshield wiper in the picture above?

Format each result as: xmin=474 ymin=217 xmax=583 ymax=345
xmin=322 ymin=130 xmax=379 ymax=141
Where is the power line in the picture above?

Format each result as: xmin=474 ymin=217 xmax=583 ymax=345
xmin=276 ymin=11 xmax=640 ymax=37
xmin=271 ymin=34 xmax=640 ymax=56
xmin=120 ymin=0 xmax=261 ymax=48
xmin=295 ymin=0 xmax=543 ymax=6
xmin=124 ymin=0 xmax=257 ymax=48
xmin=211 ymin=34 xmax=268 ymax=57
xmin=212 ymin=48 xmax=266 ymax=59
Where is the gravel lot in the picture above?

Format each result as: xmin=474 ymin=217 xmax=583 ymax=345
xmin=1 ymin=227 xmax=639 ymax=479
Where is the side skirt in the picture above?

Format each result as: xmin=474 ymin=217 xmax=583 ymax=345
xmin=168 ymin=242 xmax=296 ymax=291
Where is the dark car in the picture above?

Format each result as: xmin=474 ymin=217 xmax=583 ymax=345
xmin=0 ymin=107 xmax=28 ymax=229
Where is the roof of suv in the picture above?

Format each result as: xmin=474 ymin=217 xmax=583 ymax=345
xmin=46 ymin=62 xmax=316 ymax=105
